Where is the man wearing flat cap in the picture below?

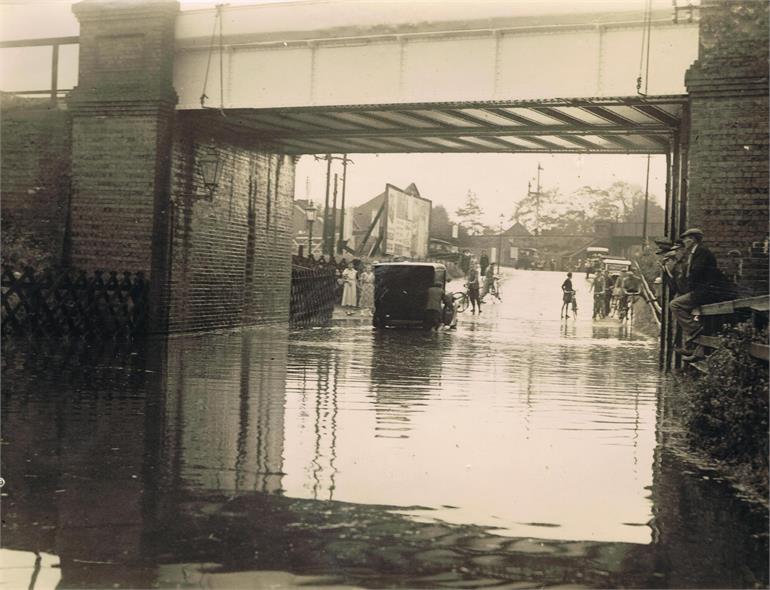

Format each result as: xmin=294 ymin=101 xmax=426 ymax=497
xmin=669 ymin=228 xmax=732 ymax=354
xmin=659 ymin=240 xmax=688 ymax=296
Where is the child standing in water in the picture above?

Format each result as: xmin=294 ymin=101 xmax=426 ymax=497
xmin=561 ymin=272 xmax=575 ymax=319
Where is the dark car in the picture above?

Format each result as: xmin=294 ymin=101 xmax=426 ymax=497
xmin=373 ymin=262 xmax=447 ymax=328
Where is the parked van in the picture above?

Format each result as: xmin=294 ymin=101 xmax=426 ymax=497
xmin=372 ymin=262 xmax=446 ymax=328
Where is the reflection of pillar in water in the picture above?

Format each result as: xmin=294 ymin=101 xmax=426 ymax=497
xmin=311 ymin=352 xmax=339 ymax=500
xmin=1 ymin=340 xmax=158 ymax=589
xmin=164 ymin=330 xmax=288 ymax=493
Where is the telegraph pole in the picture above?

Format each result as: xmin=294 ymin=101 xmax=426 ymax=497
xmin=319 ymin=155 xmax=333 ymax=255
xmin=315 ymin=154 xmax=354 ymax=255
xmin=338 ymin=155 xmax=353 ymax=254
xmin=642 ymin=155 xmax=651 ymax=245
xmin=331 ymin=172 xmax=339 ymax=256
xmin=526 ymin=163 xmax=543 ymax=234
xmin=535 ymin=162 xmax=543 ymax=234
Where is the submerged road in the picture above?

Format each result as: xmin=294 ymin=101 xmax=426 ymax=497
xmin=1 ymin=269 xmax=767 ymax=589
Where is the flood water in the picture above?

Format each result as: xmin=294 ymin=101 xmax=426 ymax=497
xmin=2 ymin=270 xmax=767 ymax=589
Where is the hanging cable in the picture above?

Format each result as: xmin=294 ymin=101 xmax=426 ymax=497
xmin=643 ymin=0 xmax=653 ymax=95
xmin=218 ymin=4 xmax=225 ymax=114
xmin=636 ymin=0 xmax=654 ymax=245
xmin=636 ymin=0 xmax=653 ymax=96
xmin=199 ymin=4 xmax=227 ymax=113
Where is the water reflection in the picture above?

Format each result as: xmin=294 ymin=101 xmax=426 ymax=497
xmin=162 ymin=331 xmax=287 ymax=493
xmin=369 ymin=330 xmax=456 ymax=438
xmin=1 ymin=271 xmax=767 ymax=588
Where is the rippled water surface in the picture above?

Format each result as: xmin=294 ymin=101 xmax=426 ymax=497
xmin=2 ymin=270 xmax=767 ymax=588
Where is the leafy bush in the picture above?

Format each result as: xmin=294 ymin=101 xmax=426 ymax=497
xmin=677 ymin=322 xmax=769 ymax=487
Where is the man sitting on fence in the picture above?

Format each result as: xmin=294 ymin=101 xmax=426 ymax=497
xmin=670 ymin=228 xmax=737 ymax=359
xmin=658 ymin=240 xmax=688 ymax=296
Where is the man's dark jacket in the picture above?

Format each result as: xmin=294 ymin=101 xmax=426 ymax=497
xmin=687 ymin=245 xmax=736 ymax=304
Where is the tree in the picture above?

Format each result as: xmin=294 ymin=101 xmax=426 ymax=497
xmin=455 ymin=190 xmax=485 ymax=234
xmin=429 ymin=204 xmax=453 ymax=239
xmin=511 ymin=180 xmax=664 ymax=236
xmin=512 ymin=187 xmax=564 ymax=233
xmin=625 ymin=195 xmax=665 ymax=223
xmin=575 ymin=181 xmax=645 ymax=222
xmin=542 ymin=208 xmax=594 ymax=235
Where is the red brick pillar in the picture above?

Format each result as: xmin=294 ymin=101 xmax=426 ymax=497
xmin=685 ymin=0 xmax=769 ymax=295
xmin=68 ymin=0 xmax=179 ymax=329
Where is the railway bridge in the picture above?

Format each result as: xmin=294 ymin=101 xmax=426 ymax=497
xmin=1 ymin=0 xmax=767 ymax=335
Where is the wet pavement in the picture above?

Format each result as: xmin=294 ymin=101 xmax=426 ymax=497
xmin=2 ymin=269 xmax=767 ymax=589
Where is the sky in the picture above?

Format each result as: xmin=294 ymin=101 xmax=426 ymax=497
xmin=295 ymin=152 xmax=666 ymax=226
xmin=1 ymin=0 xmax=670 ymax=226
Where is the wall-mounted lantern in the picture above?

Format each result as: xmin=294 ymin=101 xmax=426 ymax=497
xmin=198 ymin=145 xmax=222 ymax=200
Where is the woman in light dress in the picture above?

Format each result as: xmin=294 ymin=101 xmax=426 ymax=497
xmin=341 ymin=263 xmax=358 ymax=314
xmin=358 ymin=264 xmax=375 ymax=314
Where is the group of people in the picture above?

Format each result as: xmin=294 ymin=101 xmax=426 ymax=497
xmin=589 ymin=269 xmax=641 ymax=320
xmin=338 ymin=259 xmax=376 ymax=315
xmin=293 ymin=253 xmax=377 ymax=315
xmin=423 ymin=252 xmax=501 ymax=330
xmin=657 ymin=227 xmax=737 ymax=360
xmin=560 ymin=265 xmax=642 ymax=321
xmin=464 ymin=252 xmax=501 ymax=314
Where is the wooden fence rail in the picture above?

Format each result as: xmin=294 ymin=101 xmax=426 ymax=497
xmin=633 ymin=260 xmax=662 ymax=326
xmin=687 ymin=294 xmax=769 ymax=372
xmin=1 ymin=266 xmax=149 ymax=338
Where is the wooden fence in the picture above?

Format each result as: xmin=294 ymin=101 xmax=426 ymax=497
xmin=1 ymin=266 xmax=149 ymax=338
xmin=684 ymin=295 xmax=769 ymax=372
xmin=633 ymin=260 xmax=662 ymax=326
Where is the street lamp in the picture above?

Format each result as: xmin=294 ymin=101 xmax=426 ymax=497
xmin=305 ymin=202 xmax=317 ymax=256
xmin=198 ymin=145 xmax=222 ymax=201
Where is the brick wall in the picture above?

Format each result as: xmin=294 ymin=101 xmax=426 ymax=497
xmin=68 ymin=112 xmax=167 ymax=273
xmin=165 ymin=113 xmax=295 ymax=332
xmin=686 ymin=0 xmax=769 ymax=294
xmin=0 ymin=95 xmax=71 ymax=267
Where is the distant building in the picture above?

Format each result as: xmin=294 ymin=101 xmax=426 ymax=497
xmin=353 ymin=183 xmax=431 ymax=258
xmin=458 ymin=222 xmax=531 ymax=267
xmin=292 ymin=198 xmax=354 ymax=257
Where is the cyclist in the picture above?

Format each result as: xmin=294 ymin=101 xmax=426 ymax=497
xmin=560 ymin=272 xmax=575 ymax=319
xmin=481 ymin=263 xmax=501 ymax=303
xmin=618 ymin=270 xmax=641 ymax=320
xmin=467 ymin=263 xmax=482 ymax=314
xmin=590 ymin=271 xmax=607 ymax=319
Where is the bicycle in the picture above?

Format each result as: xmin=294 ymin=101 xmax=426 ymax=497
xmin=561 ymin=290 xmax=577 ymax=319
xmin=618 ymin=291 xmax=639 ymax=321
xmin=452 ymin=289 xmax=470 ymax=313
xmin=592 ymin=291 xmax=606 ymax=319
xmin=481 ymin=275 xmax=502 ymax=303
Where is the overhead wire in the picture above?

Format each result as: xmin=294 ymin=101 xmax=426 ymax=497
xmin=637 ymin=0 xmax=653 ymax=96
xmin=637 ymin=0 xmax=654 ymax=244
xmin=199 ymin=4 xmax=227 ymax=115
